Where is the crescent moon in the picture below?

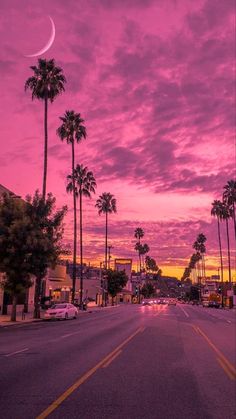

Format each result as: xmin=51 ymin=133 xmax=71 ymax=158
xmin=25 ymin=16 xmax=55 ymax=57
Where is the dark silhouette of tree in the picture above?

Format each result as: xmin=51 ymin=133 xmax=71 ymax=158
xmin=134 ymin=228 xmax=144 ymax=271
xmin=57 ymin=110 xmax=87 ymax=303
xmin=25 ymin=59 xmax=66 ymax=200
xmin=211 ymin=200 xmax=224 ymax=283
xmin=223 ymin=180 xmax=236 ymax=240
xmin=95 ymin=193 xmax=117 ymax=269
xmin=67 ymin=165 xmax=96 ymax=306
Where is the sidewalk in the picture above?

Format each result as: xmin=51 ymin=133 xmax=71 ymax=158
xmin=0 ymin=304 xmax=120 ymax=327
xmin=0 ymin=313 xmax=42 ymax=327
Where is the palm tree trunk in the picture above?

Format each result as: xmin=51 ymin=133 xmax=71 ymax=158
xmin=138 ymin=238 xmax=141 ymax=272
xmin=79 ymin=191 xmax=83 ymax=307
xmin=217 ymin=217 xmax=224 ymax=282
xmin=233 ymin=202 xmax=236 ymax=240
xmin=42 ymin=95 xmax=48 ymax=201
xmin=105 ymin=212 xmax=108 ymax=269
xmin=11 ymin=294 xmax=17 ymax=322
xmin=217 ymin=217 xmax=224 ymax=307
xmin=72 ymin=141 xmax=77 ymax=304
xmin=225 ymin=218 xmax=232 ymax=284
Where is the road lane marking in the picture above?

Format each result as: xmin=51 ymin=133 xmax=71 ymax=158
xmin=193 ymin=325 xmax=236 ymax=379
xmin=216 ymin=357 xmax=235 ymax=380
xmin=5 ymin=348 xmax=29 ymax=357
xmin=179 ymin=306 xmax=189 ymax=318
xmin=102 ymin=349 xmax=122 ymax=368
xmin=60 ymin=332 xmax=80 ymax=339
xmin=36 ymin=327 xmax=144 ymax=419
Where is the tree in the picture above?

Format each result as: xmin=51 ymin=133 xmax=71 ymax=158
xmin=193 ymin=233 xmax=206 ymax=278
xmin=223 ymin=180 xmax=236 ymax=240
xmin=57 ymin=110 xmax=87 ymax=303
xmin=139 ymin=243 xmax=150 ymax=269
xmin=25 ymin=59 xmax=66 ymax=200
xmin=181 ymin=267 xmax=192 ymax=282
xmin=220 ymin=201 xmax=232 ymax=284
xmin=107 ymin=269 xmax=128 ymax=305
xmin=67 ymin=164 xmax=96 ymax=306
xmin=0 ymin=195 xmax=33 ymax=321
xmin=95 ymin=193 xmax=117 ymax=269
xmin=145 ymin=256 xmax=159 ymax=272
xmin=25 ymin=191 xmax=67 ymax=318
xmin=211 ymin=200 xmax=224 ymax=283
xmin=134 ymin=228 xmax=144 ymax=271
xmin=141 ymin=282 xmax=155 ymax=298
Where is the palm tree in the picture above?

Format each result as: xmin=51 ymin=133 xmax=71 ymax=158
xmin=67 ymin=165 xmax=96 ymax=306
xmin=198 ymin=233 xmax=207 ymax=276
xmin=223 ymin=180 xmax=236 ymax=240
xmin=134 ymin=228 xmax=144 ymax=271
xmin=140 ymin=243 xmax=150 ymax=270
xmin=25 ymin=59 xmax=66 ymax=200
xmin=95 ymin=193 xmax=117 ymax=269
xmin=193 ymin=234 xmax=206 ymax=278
xmin=220 ymin=201 xmax=232 ymax=285
xmin=57 ymin=111 xmax=87 ymax=303
xmin=211 ymin=200 xmax=224 ymax=284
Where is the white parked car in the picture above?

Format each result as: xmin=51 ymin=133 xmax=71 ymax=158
xmin=44 ymin=303 xmax=78 ymax=320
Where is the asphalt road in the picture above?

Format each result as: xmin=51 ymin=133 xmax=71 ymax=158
xmin=0 ymin=304 xmax=235 ymax=419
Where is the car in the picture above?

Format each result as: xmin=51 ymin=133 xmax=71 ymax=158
xmin=168 ymin=299 xmax=177 ymax=306
xmin=191 ymin=300 xmax=200 ymax=305
xmin=202 ymin=300 xmax=209 ymax=307
xmin=44 ymin=303 xmax=78 ymax=320
xmin=208 ymin=301 xmax=220 ymax=308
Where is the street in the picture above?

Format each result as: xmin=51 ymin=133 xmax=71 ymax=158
xmin=0 ymin=304 xmax=235 ymax=419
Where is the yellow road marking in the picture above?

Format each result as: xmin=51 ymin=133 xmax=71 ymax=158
xmin=192 ymin=325 xmax=236 ymax=380
xmin=192 ymin=325 xmax=199 ymax=334
xmin=102 ymin=349 xmax=122 ymax=368
xmin=217 ymin=357 xmax=235 ymax=380
xmin=36 ymin=327 xmax=144 ymax=419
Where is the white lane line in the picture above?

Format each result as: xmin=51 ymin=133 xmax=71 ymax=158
xmin=179 ymin=306 xmax=189 ymax=318
xmin=5 ymin=347 xmax=29 ymax=357
xmin=50 ymin=331 xmax=80 ymax=342
xmin=60 ymin=332 xmax=80 ymax=339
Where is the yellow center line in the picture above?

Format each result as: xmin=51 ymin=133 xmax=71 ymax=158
xmin=192 ymin=325 xmax=236 ymax=380
xmin=102 ymin=349 xmax=122 ymax=368
xmin=36 ymin=327 xmax=144 ymax=419
xmin=216 ymin=357 xmax=235 ymax=380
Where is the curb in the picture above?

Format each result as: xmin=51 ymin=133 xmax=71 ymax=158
xmin=0 ymin=305 xmax=120 ymax=327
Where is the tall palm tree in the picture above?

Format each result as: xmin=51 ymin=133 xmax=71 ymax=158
xmin=67 ymin=165 xmax=96 ymax=306
xmin=223 ymin=180 xmax=236 ymax=240
xmin=211 ymin=200 xmax=224 ymax=283
xmin=25 ymin=59 xmax=66 ymax=200
xmin=140 ymin=243 xmax=150 ymax=270
xmin=57 ymin=111 xmax=87 ymax=303
xmin=193 ymin=234 xmax=206 ymax=278
xmin=197 ymin=233 xmax=206 ymax=277
xmin=95 ymin=193 xmax=117 ymax=269
xmin=134 ymin=228 xmax=144 ymax=271
xmin=220 ymin=201 xmax=232 ymax=284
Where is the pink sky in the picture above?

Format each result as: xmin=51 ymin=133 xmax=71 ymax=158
xmin=0 ymin=0 xmax=235 ymax=279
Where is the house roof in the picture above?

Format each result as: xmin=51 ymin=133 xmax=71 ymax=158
xmin=0 ymin=184 xmax=21 ymax=198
